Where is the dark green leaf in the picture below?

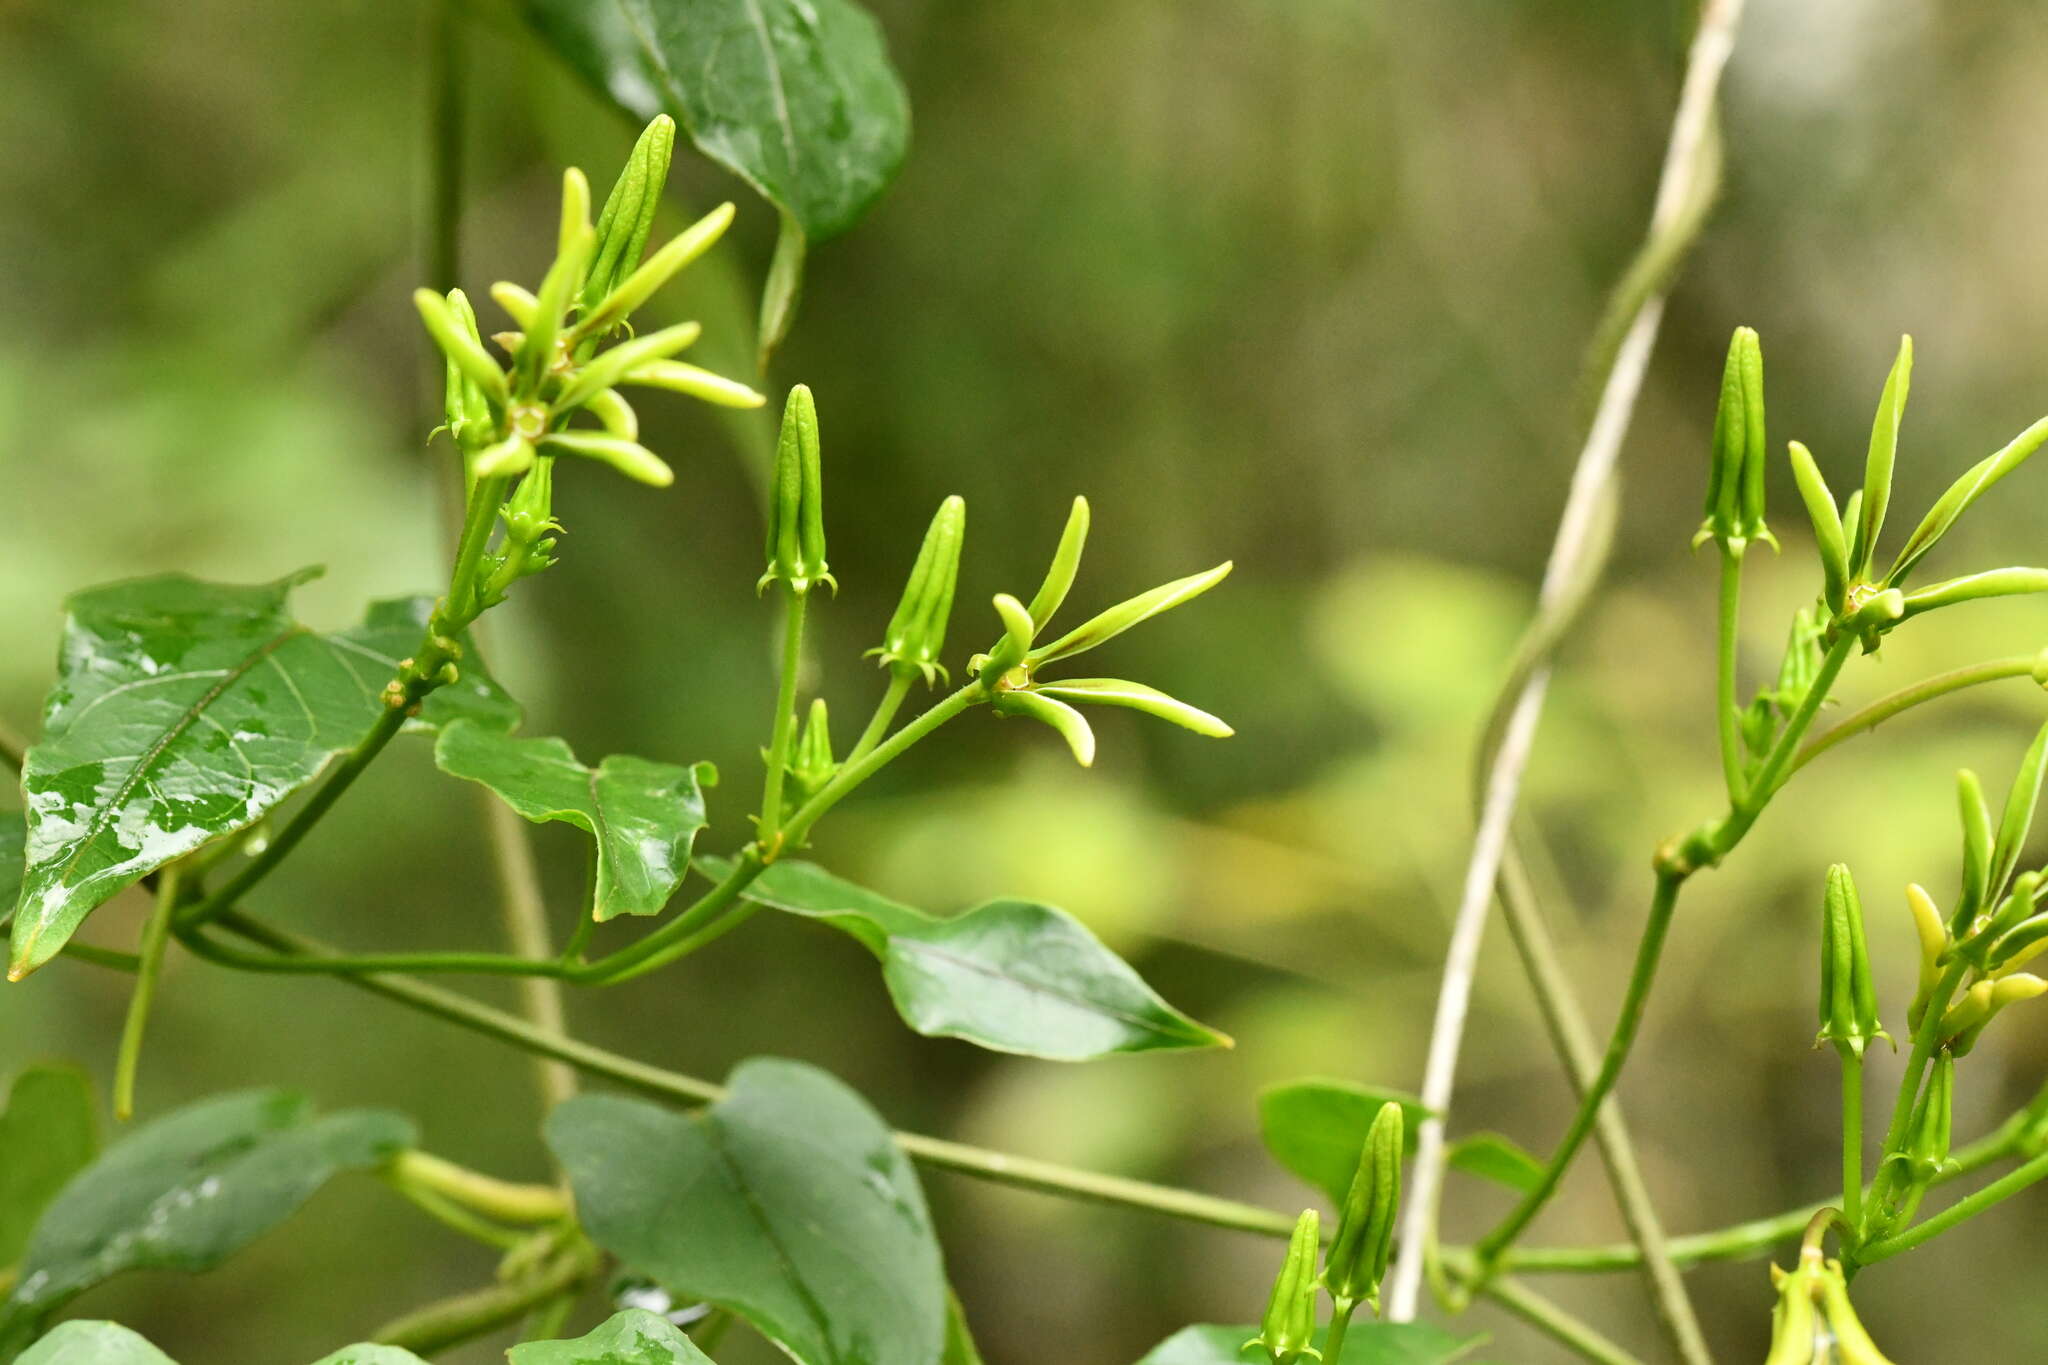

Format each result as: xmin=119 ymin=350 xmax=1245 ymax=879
xmin=521 ymin=0 xmax=911 ymax=242
xmin=1258 ymin=1080 xmax=1430 ymax=1204
xmin=309 ymin=1350 xmax=430 ymax=1365
xmin=16 ymin=1322 xmax=175 ymax=1365
xmin=434 ymin=722 xmax=711 ymax=920
xmin=1445 ymin=1133 xmax=1545 ymax=1194
xmin=508 ymin=1309 xmax=713 ymax=1363
xmin=547 ymin=1059 xmax=946 ymax=1365
xmin=0 ymin=1066 xmax=98 ymax=1266
xmin=708 ymin=857 xmax=1228 ymax=1059
xmin=1133 ymin=1324 xmax=1484 ymax=1365
xmin=9 ymin=573 xmax=516 ymax=977
xmin=0 ymin=1090 xmax=414 ymax=1336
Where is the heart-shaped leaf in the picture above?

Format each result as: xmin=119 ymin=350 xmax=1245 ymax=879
xmin=9 ymin=573 xmax=517 ymax=977
xmin=1133 ymin=1323 xmax=1485 ymax=1365
xmin=434 ymin=721 xmax=712 ymax=920
xmin=704 ymin=857 xmax=1228 ymax=1059
xmin=16 ymin=1321 xmax=176 ymax=1365
xmin=521 ymin=0 xmax=910 ymax=243
xmin=1446 ymin=1132 xmax=1546 ymax=1194
xmin=507 ymin=1309 xmax=714 ymax=1363
xmin=309 ymin=1350 xmax=430 ymax=1365
xmin=0 ymin=1065 xmax=98 ymax=1267
xmin=0 ymin=1090 xmax=414 ymax=1340
xmin=547 ymin=1059 xmax=947 ymax=1365
xmin=1258 ymin=1080 xmax=1430 ymax=1205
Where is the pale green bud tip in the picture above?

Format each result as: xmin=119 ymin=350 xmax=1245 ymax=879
xmin=1031 ymin=560 xmax=1234 ymax=666
xmin=1027 ymin=496 xmax=1091 ymax=629
xmin=1033 ymin=679 xmax=1233 ymax=738
xmin=992 ymin=687 xmax=1096 ymax=767
xmin=791 ymin=697 xmax=838 ymax=796
xmin=1817 ymin=864 xmax=1887 ymax=1057
xmin=873 ymin=495 xmax=966 ymax=685
xmin=760 ymin=384 xmax=832 ymax=595
xmin=1248 ymin=1210 xmax=1324 ymax=1364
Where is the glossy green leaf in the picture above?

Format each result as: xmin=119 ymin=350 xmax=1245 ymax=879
xmin=1133 ymin=1323 xmax=1485 ymax=1365
xmin=16 ymin=1322 xmax=176 ymax=1365
xmin=309 ymin=1349 xmax=430 ymax=1365
xmin=434 ymin=721 xmax=711 ymax=921
xmin=547 ymin=1060 xmax=946 ymax=1365
xmin=521 ymin=0 xmax=911 ymax=242
xmin=707 ymin=857 xmax=1228 ymax=1058
xmin=1445 ymin=1132 xmax=1545 ymax=1194
xmin=0 ymin=1090 xmax=414 ymax=1337
xmin=507 ymin=1309 xmax=712 ymax=1364
xmin=0 ymin=1066 xmax=98 ymax=1268
xmin=8 ymin=573 xmax=517 ymax=977
xmin=0 ymin=812 xmax=24 ymax=924
xmin=1258 ymin=1080 xmax=1429 ymax=1204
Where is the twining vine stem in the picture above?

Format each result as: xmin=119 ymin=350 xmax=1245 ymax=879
xmin=1388 ymin=0 xmax=1749 ymax=1341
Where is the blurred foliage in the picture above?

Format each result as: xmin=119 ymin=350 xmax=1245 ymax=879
xmin=5 ymin=0 xmax=2048 ymax=1361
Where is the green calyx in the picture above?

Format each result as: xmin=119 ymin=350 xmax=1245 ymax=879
xmin=1817 ymin=864 xmax=1888 ymax=1058
xmin=1696 ymin=326 xmax=1773 ymax=555
xmin=1889 ymin=1050 xmax=1957 ymax=1191
xmin=1246 ymin=1209 xmax=1324 ymax=1364
xmin=868 ymin=495 xmax=965 ymax=686
xmin=790 ymin=698 xmax=838 ymax=798
xmin=1322 ymin=1100 xmax=1402 ymax=1312
xmin=760 ymin=385 xmax=834 ymax=597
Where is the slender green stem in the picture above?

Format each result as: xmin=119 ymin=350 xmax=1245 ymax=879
xmin=1715 ymin=547 xmax=1746 ymax=805
xmin=62 ymin=942 xmax=143 ymax=972
xmin=1792 ymin=655 xmax=2039 ymax=777
xmin=578 ymin=848 xmax=766 ymax=983
xmin=1322 ymin=1298 xmax=1358 ymax=1365
xmin=385 ymin=1180 xmax=528 ymax=1250
xmin=1472 ymin=872 xmax=1683 ymax=1274
xmin=1497 ymin=849 xmax=1712 ymax=1364
xmin=520 ymin=1292 xmax=578 ymax=1344
xmin=1857 ymin=1147 xmax=2048 ymax=1264
xmin=196 ymin=914 xmax=1300 ymax=1237
xmin=388 ymin=1149 xmax=568 ymax=1224
xmin=1442 ymin=1252 xmax=1645 ymax=1365
xmin=1840 ymin=1050 xmax=1864 ymax=1233
xmin=443 ymin=474 xmax=509 ymax=630
xmin=1499 ymin=1114 xmax=2023 ymax=1273
xmin=177 ymin=703 xmax=410 ymax=930
xmin=847 ymin=671 xmax=913 ymax=765
xmin=485 ymin=789 xmax=576 ymax=1110
xmin=756 ymin=591 xmax=809 ymax=842
xmin=175 ymin=927 xmax=567 ymax=977
xmin=374 ymin=1242 xmax=599 ymax=1354
xmin=780 ymin=683 xmax=984 ymax=848
xmin=113 ymin=864 xmax=183 ymax=1121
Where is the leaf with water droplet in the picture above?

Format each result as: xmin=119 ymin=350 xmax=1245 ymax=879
xmin=508 ymin=1309 xmax=714 ymax=1363
xmin=547 ymin=1059 xmax=946 ymax=1365
xmin=0 ymin=1090 xmax=413 ymax=1342
xmin=700 ymin=857 xmax=1228 ymax=1059
xmin=434 ymin=722 xmax=711 ymax=921
xmin=8 ymin=573 xmax=518 ymax=978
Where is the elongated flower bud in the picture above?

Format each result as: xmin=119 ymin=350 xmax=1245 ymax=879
xmin=1764 ymin=1260 xmax=1820 ymax=1365
xmin=1904 ymin=884 xmax=1949 ymax=1030
xmin=1696 ymin=326 xmax=1771 ymax=554
xmin=557 ymin=323 xmax=705 ymax=412
xmin=1850 ymin=335 xmax=1912 ymax=579
xmin=1888 ymin=413 xmax=2048 ymax=587
xmin=1246 ymin=1210 xmax=1323 ymax=1364
xmin=1033 ymin=678 xmax=1233 ymax=738
xmin=416 ymin=288 xmax=509 ymax=408
xmin=1028 ymin=497 xmax=1090 ymax=628
xmin=1818 ymin=865 xmax=1887 ymax=1057
xmin=993 ymin=688 xmax=1096 ymax=767
xmin=1786 ymin=442 xmax=1849 ymax=617
xmin=1956 ymin=768 xmax=1994 ymax=934
xmin=1816 ymin=1262 xmax=1902 ymax=1365
xmin=536 ymin=431 xmax=673 ymax=487
xmin=584 ymin=115 xmax=676 ymax=315
xmin=1941 ymin=973 xmax=2047 ymax=1055
xmin=1324 ymin=1101 xmax=1401 ymax=1312
xmin=577 ymin=202 xmax=736 ymax=340
xmin=1031 ymin=562 xmax=1233 ymax=666
xmin=1899 ymin=567 xmax=2048 ymax=621
xmin=790 ymin=698 xmax=837 ymax=798
xmin=870 ymin=496 xmax=965 ymax=686
xmin=759 ymin=386 xmax=832 ymax=595
xmin=439 ymin=289 xmax=493 ymax=450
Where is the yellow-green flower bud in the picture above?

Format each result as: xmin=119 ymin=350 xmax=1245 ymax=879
xmin=1901 ymin=1050 xmax=1956 ymax=1188
xmin=1817 ymin=865 xmax=1888 ymax=1058
xmin=1904 ymin=884 xmax=1949 ymax=1030
xmin=1031 ymin=561 xmax=1233 ymax=666
xmin=869 ymin=496 xmax=965 ymax=686
xmin=416 ymin=287 xmax=509 ymax=409
xmin=1786 ymin=441 xmax=1849 ymax=617
xmin=1027 ymin=497 xmax=1090 ymax=629
xmin=576 ymin=202 xmax=736 ymax=341
xmin=760 ymin=385 xmax=833 ymax=596
xmin=1245 ymin=1210 xmax=1323 ymax=1364
xmin=536 ymin=431 xmax=673 ymax=487
xmin=992 ymin=688 xmax=1095 ymax=768
xmin=1323 ymin=1100 xmax=1401 ymax=1312
xmin=1955 ymin=768 xmax=1994 ymax=934
xmin=1849 ymin=335 xmax=1912 ymax=580
xmin=1941 ymin=973 xmax=2047 ymax=1056
xmin=1696 ymin=326 xmax=1771 ymax=554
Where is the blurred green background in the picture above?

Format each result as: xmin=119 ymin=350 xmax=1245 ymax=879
xmin=6 ymin=0 xmax=2048 ymax=1360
